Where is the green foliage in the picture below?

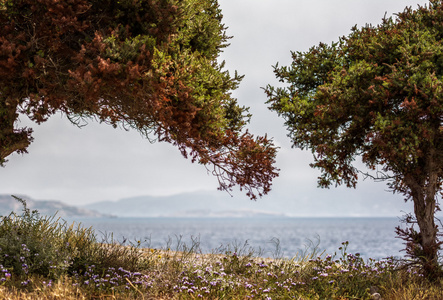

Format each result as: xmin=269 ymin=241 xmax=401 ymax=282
xmin=103 ymin=34 xmax=157 ymax=62
xmin=266 ymin=1 xmax=442 ymax=190
xmin=265 ymin=0 xmax=443 ymax=277
xmin=0 ymin=196 xmax=75 ymax=279
xmin=173 ymin=0 xmax=229 ymax=59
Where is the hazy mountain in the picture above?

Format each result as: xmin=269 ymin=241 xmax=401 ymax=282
xmin=82 ymin=191 xmax=288 ymax=218
xmin=82 ymin=190 xmax=415 ymax=218
xmin=0 ymin=189 xmax=422 ymax=218
xmin=0 ymin=194 xmax=113 ymax=218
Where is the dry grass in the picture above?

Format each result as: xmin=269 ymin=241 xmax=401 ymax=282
xmin=0 ymin=246 xmax=442 ymax=299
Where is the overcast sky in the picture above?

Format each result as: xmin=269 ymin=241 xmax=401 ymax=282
xmin=0 ymin=0 xmax=429 ymax=215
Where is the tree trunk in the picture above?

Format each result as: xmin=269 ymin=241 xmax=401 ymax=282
xmin=406 ymin=149 xmax=442 ymax=278
xmin=0 ymin=97 xmax=31 ymax=164
xmin=413 ymin=193 xmax=439 ymax=276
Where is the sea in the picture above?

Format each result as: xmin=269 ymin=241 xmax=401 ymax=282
xmin=66 ymin=217 xmax=409 ymax=261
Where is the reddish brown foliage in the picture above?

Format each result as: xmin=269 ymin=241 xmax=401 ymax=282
xmin=0 ymin=0 xmax=278 ymax=199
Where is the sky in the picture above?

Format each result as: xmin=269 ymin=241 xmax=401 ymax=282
xmin=0 ymin=0 xmax=430 ymax=216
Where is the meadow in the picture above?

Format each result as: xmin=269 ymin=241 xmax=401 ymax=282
xmin=0 ymin=197 xmax=442 ymax=299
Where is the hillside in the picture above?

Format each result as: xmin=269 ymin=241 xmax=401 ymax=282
xmin=0 ymin=194 xmax=112 ymax=218
xmin=81 ymin=190 xmax=414 ymax=218
xmin=82 ymin=191 xmax=286 ymax=218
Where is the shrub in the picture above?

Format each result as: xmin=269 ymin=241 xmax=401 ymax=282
xmin=0 ymin=196 xmax=144 ymax=284
xmin=0 ymin=196 xmax=78 ymax=280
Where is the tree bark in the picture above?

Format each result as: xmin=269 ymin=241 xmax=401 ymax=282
xmin=406 ymin=148 xmax=441 ymax=278
xmin=413 ymin=193 xmax=439 ymax=276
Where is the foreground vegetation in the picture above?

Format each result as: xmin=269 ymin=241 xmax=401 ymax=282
xmin=0 ymin=197 xmax=442 ymax=299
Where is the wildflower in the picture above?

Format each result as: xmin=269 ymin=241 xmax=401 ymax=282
xmin=311 ymin=276 xmax=318 ymax=280
xmin=21 ymin=280 xmax=30 ymax=286
xmin=319 ymin=273 xmax=328 ymax=277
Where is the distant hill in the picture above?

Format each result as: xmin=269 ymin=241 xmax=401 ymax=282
xmin=0 ymin=194 xmax=113 ymax=218
xmin=2 ymin=187 xmax=418 ymax=218
xmin=82 ymin=189 xmax=416 ymax=218
xmin=82 ymin=191 xmax=287 ymax=218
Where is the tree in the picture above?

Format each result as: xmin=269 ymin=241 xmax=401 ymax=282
xmin=265 ymin=0 xmax=442 ymax=277
xmin=0 ymin=0 xmax=278 ymax=199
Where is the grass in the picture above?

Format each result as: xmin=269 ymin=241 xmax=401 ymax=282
xmin=0 ymin=196 xmax=442 ymax=299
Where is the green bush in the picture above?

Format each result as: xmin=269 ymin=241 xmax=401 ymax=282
xmin=0 ymin=196 xmax=143 ymax=284
xmin=0 ymin=196 xmax=76 ymax=279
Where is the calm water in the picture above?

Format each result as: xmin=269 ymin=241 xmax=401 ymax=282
xmin=68 ymin=217 xmax=406 ymax=261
